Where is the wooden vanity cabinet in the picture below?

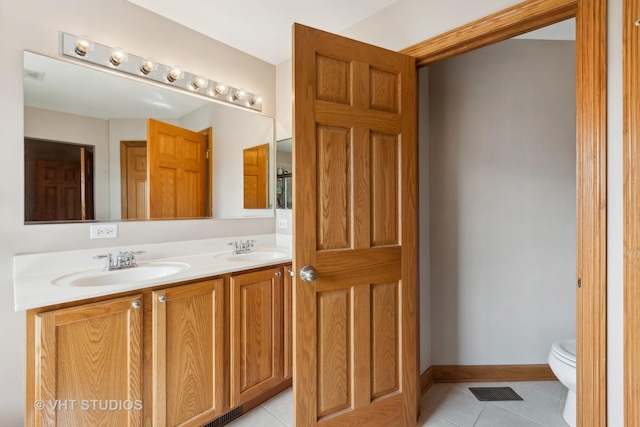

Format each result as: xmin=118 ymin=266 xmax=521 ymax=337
xmin=150 ymin=278 xmax=225 ymax=427
xmin=27 ymin=263 xmax=292 ymax=427
xmin=229 ymin=267 xmax=284 ymax=406
xmin=28 ymin=294 xmax=144 ymax=427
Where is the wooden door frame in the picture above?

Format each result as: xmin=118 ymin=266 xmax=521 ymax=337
xmin=623 ymin=1 xmax=640 ymax=425
xmin=400 ymin=0 xmax=607 ymax=425
xmin=198 ymin=127 xmax=214 ymax=216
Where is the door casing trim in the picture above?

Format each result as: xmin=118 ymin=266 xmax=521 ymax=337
xmin=400 ymin=0 xmax=607 ymax=425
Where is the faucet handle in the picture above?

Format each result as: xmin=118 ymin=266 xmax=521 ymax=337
xmin=93 ymin=253 xmax=114 ymax=271
xmin=131 ymin=250 xmax=146 ymax=255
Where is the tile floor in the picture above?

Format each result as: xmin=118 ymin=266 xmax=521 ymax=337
xmin=227 ymin=381 xmax=571 ymax=427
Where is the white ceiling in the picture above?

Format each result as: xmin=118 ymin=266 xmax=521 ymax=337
xmin=126 ymin=0 xmax=575 ymax=65
xmin=125 ymin=0 xmax=403 ymax=65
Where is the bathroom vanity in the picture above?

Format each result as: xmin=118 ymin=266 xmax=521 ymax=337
xmin=15 ymin=236 xmax=292 ymax=427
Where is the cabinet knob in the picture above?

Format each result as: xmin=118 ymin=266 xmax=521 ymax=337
xmin=158 ymin=295 xmax=167 ymax=303
xmin=132 ymin=301 xmax=141 ymax=309
xmin=288 ymin=269 xmax=295 ymax=277
xmin=275 ymin=271 xmax=282 ymax=277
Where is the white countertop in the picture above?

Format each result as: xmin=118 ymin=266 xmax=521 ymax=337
xmin=13 ymin=234 xmax=292 ymax=311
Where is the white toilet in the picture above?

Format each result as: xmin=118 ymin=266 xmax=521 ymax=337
xmin=548 ymin=339 xmax=577 ymax=427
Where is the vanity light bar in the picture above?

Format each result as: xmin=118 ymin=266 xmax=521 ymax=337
xmin=61 ymin=33 xmax=263 ymax=112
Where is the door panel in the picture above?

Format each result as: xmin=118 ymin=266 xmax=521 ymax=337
xmin=121 ymin=142 xmax=147 ymax=219
xmin=35 ymin=160 xmax=82 ymax=221
xmin=293 ymin=23 xmax=418 ymax=426
xmin=371 ymin=133 xmax=399 ymax=246
xmin=317 ymin=125 xmax=351 ymax=250
xmin=147 ymin=119 xmax=208 ymax=218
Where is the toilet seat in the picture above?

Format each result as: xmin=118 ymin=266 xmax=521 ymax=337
xmin=551 ymin=339 xmax=576 ymax=368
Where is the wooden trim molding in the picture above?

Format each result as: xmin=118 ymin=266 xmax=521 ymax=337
xmin=420 ymin=365 xmax=557 ymax=396
xmin=575 ymin=1 xmax=607 ymax=426
xmin=431 ymin=365 xmax=556 ymax=384
xmin=400 ymin=0 xmax=578 ymax=67
xmin=402 ymin=0 xmax=607 ymax=425
xmin=421 ymin=367 xmax=434 ymax=394
xmin=624 ymin=1 xmax=640 ymax=425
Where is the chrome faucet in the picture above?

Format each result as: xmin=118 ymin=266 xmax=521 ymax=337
xmin=227 ymin=240 xmax=256 ymax=254
xmin=94 ymin=250 xmax=146 ymax=271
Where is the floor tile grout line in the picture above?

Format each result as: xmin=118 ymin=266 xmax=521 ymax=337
xmin=261 ymin=404 xmax=290 ymax=427
xmin=422 ymin=409 xmax=466 ymax=427
xmin=517 ymin=383 xmax=565 ymax=402
xmin=485 ymin=401 xmax=549 ymax=427
xmin=471 ymin=404 xmax=487 ymax=427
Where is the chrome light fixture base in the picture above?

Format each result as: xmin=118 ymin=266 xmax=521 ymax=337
xmin=61 ymin=33 xmax=263 ymax=112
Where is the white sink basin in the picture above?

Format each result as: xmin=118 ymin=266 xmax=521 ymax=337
xmin=214 ymin=249 xmax=288 ymax=263
xmin=52 ymin=262 xmax=190 ymax=287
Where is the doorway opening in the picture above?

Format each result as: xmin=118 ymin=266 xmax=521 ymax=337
xmin=24 ymin=138 xmax=95 ymax=222
xmin=402 ymin=0 xmax=606 ymax=425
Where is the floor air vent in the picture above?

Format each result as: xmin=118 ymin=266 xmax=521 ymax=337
xmin=201 ymin=406 xmax=243 ymax=427
xmin=469 ymin=387 xmax=523 ymax=401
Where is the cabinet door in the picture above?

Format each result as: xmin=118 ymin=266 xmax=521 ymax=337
xmin=230 ymin=267 xmax=283 ymax=406
xmin=34 ymin=295 xmax=143 ymax=427
xmin=152 ymin=279 xmax=225 ymax=427
xmin=283 ymin=265 xmax=293 ymax=380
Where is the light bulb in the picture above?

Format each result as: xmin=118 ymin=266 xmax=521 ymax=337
xmin=139 ymin=58 xmax=157 ymax=75
xmin=74 ymin=38 xmax=93 ymax=57
xmin=249 ymin=94 xmax=263 ymax=106
xmin=233 ymin=88 xmax=247 ymax=101
xmin=167 ymin=66 xmax=184 ymax=83
xmin=109 ymin=49 xmax=128 ymax=67
xmin=214 ymin=82 xmax=229 ymax=95
xmin=191 ymin=76 xmax=208 ymax=90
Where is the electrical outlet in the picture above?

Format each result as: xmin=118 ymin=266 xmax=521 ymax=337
xmin=277 ymin=219 xmax=288 ymax=229
xmin=90 ymin=224 xmax=118 ymax=239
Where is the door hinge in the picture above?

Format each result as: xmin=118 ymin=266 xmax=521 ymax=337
xmin=206 ymin=149 xmax=210 ymax=159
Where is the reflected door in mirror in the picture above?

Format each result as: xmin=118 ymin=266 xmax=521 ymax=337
xmin=25 ymin=139 xmax=95 ymax=222
xmin=120 ymin=141 xmax=148 ymax=219
xmin=243 ymin=144 xmax=268 ymax=209
xmin=147 ymin=119 xmax=211 ymax=219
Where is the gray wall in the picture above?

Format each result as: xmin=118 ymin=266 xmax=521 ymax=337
xmin=428 ymin=39 xmax=576 ymax=365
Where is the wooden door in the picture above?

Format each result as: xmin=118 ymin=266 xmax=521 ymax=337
xmin=147 ymin=119 xmax=208 ymax=218
xmin=33 ymin=295 xmax=143 ymax=426
xmin=293 ymin=24 xmax=418 ymax=426
xmin=230 ymin=268 xmax=284 ymax=407
xmin=34 ymin=160 xmax=82 ymax=221
xmin=152 ymin=279 xmax=225 ymax=427
xmin=120 ymin=141 xmax=148 ymax=219
xmin=243 ymin=144 xmax=268 ymax=208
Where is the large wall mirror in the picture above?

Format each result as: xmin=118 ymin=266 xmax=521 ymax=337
xmin=23 ymin=51 xmax=274 ymax=223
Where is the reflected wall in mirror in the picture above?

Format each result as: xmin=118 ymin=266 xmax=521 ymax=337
xmin=276 ymin=138 xmax=292 ymax=210
xmin=243 ymin=144 xmax=269 ymax=209
xmin=23 ymin=51 xmax=275 ymax=223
